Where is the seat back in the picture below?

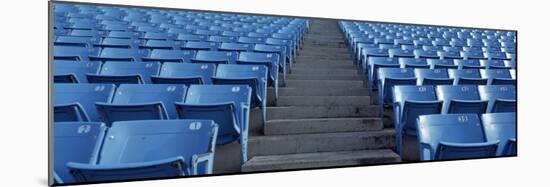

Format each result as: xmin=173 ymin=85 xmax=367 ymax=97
xmin=54 ymin=84 xmax=115 ymax=122
xmin=54 ymin=46 xmax=99 ymax=61
xmin=143 ymin=49 xmax=196 ymax=63
xmin=90 ymin=47 xmax=147 ymax=62
xmin=219 ymin=42 xmax=253 ymax=52
xmin=414 ymin=68 xmax=453 ymax=85
xmin=88 ymin=62 xmax=160 ymax=85
xmin=152 ymin=63 xmax=215 ymax=85
xmin=393 ymin=85 xmax=442 ymax=134
xmin=54 ymin=61 xmax=101 ymax=83
xmin=378 ymin=68 xmax=416 ymax=104
xmin=237 ymin=52 xmax=279 ymax=83
xmin=436 ymin=85 xmax=487 ymax=114
xmin=54 ymin=122 xmax=106 ymax=183
xmin=213 ymin=64 xmax=268 ymax=107
xmin=192 ymin=50 xmax=238 ymax=64
xmin=183 ymin=41 xmax=219 ymax=51
xmin=418 ymin=114 xmax=498 ymax=160
xmin=480 ymin=69 xmax=515 ymax=85
xmin=481 ymin=112 xmax=517 ymax=156
xmin=478 ymin=85 xmax=516 ymax=113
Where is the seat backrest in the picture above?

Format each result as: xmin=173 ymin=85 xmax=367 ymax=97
xmin=393 ymin=85 xmax=441 ymax=132
xmin=54 ymin=84 xmax=116 ymax=122
xmin=378 ymin=68 xmax=416 ymax=103
xmin=54 ymin=122 xmax=106 ymax=183
xmin=192 ymin=50 xmax=238 ymax=64
xmin=96 ymin=62 xmax=160 ymax=84
xmin=54 ymin=46 xmax=99 ymax=61
xmin=436 ymin=85 xmax=486 ymax=114
xmin=183 ymin=41 xmax=219 ymax=50
xmin=95 ymin=37 xmax=140 ymax=48
xmin=238 ymin=36 xmax=266 ymax=44
xmin=480 ymin=69 xmax=513 ymax=79
xmin=399 ymin=58 xmax=429 ymax=68
xmin=414 ymin=68 xmax=453 ymax=85
xmin=155 ymin=63 xmax=216 ymax=84
xmin=140 ymin=40 xmax=182 ymax=50
xmin=454 ymin=59 xmax=484 ymax=69
xmin=111 ymin=84 xmax=187 ymax=119
xmin=481 ymin=112 xmax=517 ymax=156
xmin=146 ymin=49 xmax=196 ymax=63
xmin=427 ymin=59 xmax=458 ymax=69
xmin=95 ymin=120 xmax=216 ymax=167
xmin=54 ymin=61 xmax=101 ymax=83
xmin=219 ymin=42 xmax=253 ymax=52
xmin=418 ymin=114 xmax=491 ymax=160
xmin=478 ymin=85 xmax=516 ymax=113
xmin=448 ymin=69 xmax=487 ymax=85
xmin=55 ymin=36 xmax=97 ymax=47
xmin=91 ymin=48 xmax=147 ymax=62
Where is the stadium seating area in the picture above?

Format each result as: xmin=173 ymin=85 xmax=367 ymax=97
xmin=52 ymin=2 xmax=517 ymax=185
xmin=52 ymin=2 xmax=308 ymax=184
xmin=339 ymin=21 xmax=516 ymax=159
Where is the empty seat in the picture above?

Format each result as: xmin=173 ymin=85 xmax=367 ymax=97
xmin=183 ymin=41 xmax=219 ymax=51
xmin=478 ymin=85 xmax=516 ymax=113
xmin=481 ymin=112 xmax=517 ymax=156
xmin=208 ymin=35 xmax=237 ymax=43
xmin=480 ymin=69 xmax=516 ymax=85
xmin=455 ymin=59 xmax=485 ymax=69
xmin=480 ymin=60 xmax=510 ymax=69
xmin=237 ymin=52 xmax=280 ymax=89
xmin=389 ymin=48 xmax=415 ymax=58
xmin=367 ymin=57 xmax=399 ymax=91
xmin=152 ymin=63 xmax=215 ymax=85
xmin=191 ymin=50 xmax=238 ymax=64
xmin=55 ymin=36 xmax=97 ymax=47
xmin=67 ymin=119 xmax=218 ymax=182
xmin=254 ymin=44 xmax=289 ymax=74
xmin=96 ymin=84 xmax=187 ymax=126
xmin=54 ymin=84 xmax=115 ymax=122
xmin=393 ymin=85 xmax=443 ymax=155
xmin=142 ymin=49 xmax=196 ymax=63
xmin=427 ymin=59 xmax=458 ymax=69
xmin=219 ymin=42 xmax=254 ymax=52
xmin=89 ymin=48 xmax=147 ymax=62
xmin=139 ymin=40 xmax=183 ymax=50
xmin=176 ymin=34 xmax=206 ymax=41
xmin=212 ymin=64 xmax=268 ymax=124
xmin=54 ymin=61 xmax=101 ymax=83
xmin=362 ymin=48 xmax=389 ymax=72
xmin=399 ymin=58 xmax=429 ymax=69
xmin=54 ymin=122 xmax=107 ymax=184
xmin=414 ymin=49 xmax=439 ymax=59
xmin=436 ymin=85 xmax=488 ymax=115
xmin=448 ymin=69 xmax=488 ymax=85
xmin=54 ymin=46 xmax=99 ymax=61
xmin=176 ymin=85 xmax=252 ymax=163
xmin=414 ymin=68 xmax=454 ymax=85
xmin=377 ymin=68 xmax=416 ymax=107
xmin=417 ymin=114 xmax=499 ymax=160
xmin=87 ymin=62 xmax=160 ymax=85
xmin=93 ymin=37 xmax=140 ymax=48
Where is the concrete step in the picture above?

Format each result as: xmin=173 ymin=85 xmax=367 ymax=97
xmin=272 ymin=87 xmax=370 ymax=96
xmin=264 ymin=117 xmax=383 ymax=135
xmin=276 ymin=96 xmax=370 ymax=106
xmin=247 ymin=129 xmax=395 ymax=158
xmin=241 ymin=149 xmax=400 ymax=172
xmin=286 ymin=74 xmax=363 ymax=80
xmin=267 ymin=105 xmax=380 ymax=120
xmin=285 ymin=80 xmax=364 ymax=88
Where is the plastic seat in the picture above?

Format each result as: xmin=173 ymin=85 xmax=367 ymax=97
xmin=399 ymin=58 xmax=429 ymax=69
xmin=54 ymin=84 xmax=115 ymax=122
xmin=393 ymin=85 xmax=443 ymax=155
xmin=265 ymin=38 xmax=295 ymax=60
xmin=106 ymin=31 xmax=139 ymax=39
xmin=212 ymin=64 xmax=268 ymax=124
xmin=427 ymin=59 xmax=458 ymax=69
xmin=417 ymin=114 xmax=499 ymax=161
xmin=191 ymin=50 xmax=238 ymax=64
xmin=254 ymin=44 xmax=289 ymax=74
xmin=414 ymin=49 xmax=439 ymax=59
xmin=414 ymin=68 xmax=453 ymax=85
xmin=389 ymin=48 xmax=415 ymax=58
xmin=142 ymin=49 xmax=196 ymax=63
xmin=54 ymin=122 xmax=107 ymax=184
xmin=87 ymin=62 xmax=160 ymax=85
xmin=480 ymin=60 xmax=511 ymax=69
xmin=54 ymin=61 xmax=101 ymax=83
xmin=96 ymin=84 xmax=187 ymax=126
xmin=141 ymin=32 xmax=175 ymax=40
xmin=362 ymin=48 xmax=390 ymax=75
xmin=176 ymin=85 xmax=252 ymax=164
xmin=67 ymin=119 xmax=218 ymax=182
xmin=455 ymin=59 xmax=485 ymax=69
xmin=237 ymin=52 xmax=280 ymax=90
xmin=480 ymin=69 xmax=516 ymax=85
xmin=367 ymin=57 xmax=399 ymax=92
xmin=208 ymin=35 xmax=237 ymax=43
xmin=436 ymin=85 xmax=488 ymax=115
xmin=218 ymin=42 xmax=254 ymax=52
xmin=176 ymin=34 xmax=207 ymax=41
xmin=438 ymin=51 xmax=462 ymax=59
xmin=478 ymin=85 xmax=516 ymax=113
xmin=448 ymin=69 xmax=488 ymax=85
xmin=89 ymin=48 xmax=147 ymax=62
xmin=481 ymin=112 xmax=517 ymax=156
xmin=183 ymin=41 xmax=219 ymax=51
xmin=54 ymin=46 xmax=99 ymax=61
xmin=93 ymin=37 xmax=141 ymax=48
xmin=139 ymin=40 xmax=183 ymax=50
xmin=55 ymin=36 xmax=97 ymax=47
xmin=152 ymin=63 xmax=215 ymax=85
xmin=377 ymin=68 xmax=417 ymax=109
xmin=237 ymin=36 xmax=266 ymax=44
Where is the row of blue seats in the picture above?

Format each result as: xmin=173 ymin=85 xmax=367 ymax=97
xmin=417 ymin=113 xmax=516 ymax=160
xmin=54 ymin=120 xmax=218 ymax=184
xmin=392 ymin=85 xmax=516 ymax=155
xmin=55 ymin=84 xmax=252 ymax=164
xmin=55 ymin=62 xmax=269 ymax=123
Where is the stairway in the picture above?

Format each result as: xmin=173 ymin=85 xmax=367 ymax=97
xmin=241 ymin=19 xmax=401 ymax=172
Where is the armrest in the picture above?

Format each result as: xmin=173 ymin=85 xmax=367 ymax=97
xmin=191 ymin=153 xmax=214 ymax=175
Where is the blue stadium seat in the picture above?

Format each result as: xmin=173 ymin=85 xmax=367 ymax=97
xmin=237 ymin=52 xmax=280 ymax=89
xmin=265 ymin=38 xmax=295 ymax=59
xmin=152 ymin=63 xmax=215 ymax=85
xmin=139 ymin=40 xmax=183 ymax=50
xmin=393 ymin=85 xmax=443 ymax=155
xmin=417 ymin=114 xmax=499 ymax=161
xmin=478 ymin=85 xmax=516 ymax=113
xmin=389 ymin=49 xmax=415 ymax=58
xmin=89 ymin=48 xmax=147 ymax=62
xmin=67 ymin=119 xmax=218 ymax=182
xmin=176 ymin=34 xmax=207 ymax=41
xmin=183 ymin=41 xmax=219 ymax=51
xmin=219 ymin=42 xmax=254 ymax=52
xmin=455 ymin=59 xmax=485 ymax=69
xmin=141 ymin=32 xmax=175 ymax=40
xmin=427 ymin=59 xmax=458 ymax=69
xmin=254 ymin=44 xmax=289 ymax=74
xmin=448 ymin=69 xmax=488 ymax=85
xmin=480 ymin=69 xmax=516 ymax=85
xmin=142 ymin=49 xmax=196 ymax=63
xmin=414 ymin=49 xmax=439 ymax=59
xmin=438 ymin=51 xmax=462 ymax=59
xmin=480 ymin=60 xmax=511 ymax=69
xmin=93 ymin=37 xmax=141 ymax=48
xmin=367 ymin=57 xmax=399 ymax=92
xmin=87 ymin=62 xmax=160 ymax=85
xmin=55 ymin=36 xmax=97 ymax=47
xmin=191 ymin=50 xmax=238 ymax=64
xmin=436 ymin=85 xmax=488 ymax=115
xmin=176 ymin=85 xmax=252 ymax=164
xmin=481 ymin=112 xmax=517 ymax=156
xmin=414 ymin=68 xmax=454 ymax=85
xmin=54 ymin=61 xmax=101 ymax=83
xmin=238 ymin=36 xmax=266 ymax=44
xmin=54 ymin=46 xmax=99 ymax=61
xmin=106 ymin=31 xmax=139 ymax=39
xmin=208 ymin=35 xmax=237 ymax=43
xmin=54 ymin=122 xmax=107 ymax=184
xmin=377 ymin=68 xmax=416 ymax=108
xmin=212 ymin=64 xmax=268 ymax=124
xmin=96 ymin=84 xmax=187 ymax=126
xmin=54 ymin=84 xmax=115 ymax=122
xmin=399 ymin=58 xmax=429 ymax=69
